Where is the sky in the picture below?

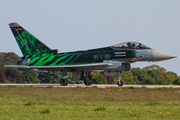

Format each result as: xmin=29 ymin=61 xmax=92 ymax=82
xmin=0 ymin=0 xmax=179 ymax=75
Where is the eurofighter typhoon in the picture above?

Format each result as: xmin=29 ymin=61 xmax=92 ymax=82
xmin=4 ymin=23 xmax=177 ymax=86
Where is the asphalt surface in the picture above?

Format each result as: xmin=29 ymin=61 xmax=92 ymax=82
xmin=0 ymin=84 xmax=180 ymax=88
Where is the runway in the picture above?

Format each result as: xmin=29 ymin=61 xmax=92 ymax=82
xmin=0 ymin=84 xmax=180 ymax=88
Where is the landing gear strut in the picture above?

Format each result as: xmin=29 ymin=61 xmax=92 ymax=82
xmin=117 ymin=71 xmax=123 ymax=86
xmin=84 ymin=71 xmax=93 ymax=86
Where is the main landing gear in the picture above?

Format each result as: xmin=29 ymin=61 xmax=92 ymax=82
xmin=84 ymin=71 xmax=93 ymax=86
xmin=117 ymin=71 xmax=123 ymax=86
xmin=59 ymin=69 xmax=123 ymax=86
xmin=60 ymin=68 xmax=69 ymax=86
xmin=60 ymin=78 xmax=69 ymax=86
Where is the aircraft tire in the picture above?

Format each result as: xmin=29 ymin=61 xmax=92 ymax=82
xmin=60 ymin=78 xmax=69 ymax=86
xmin=84 ymin=77 xmax=92 ymax=86
xmin=117 ymin=81 xmax=123 ymax=86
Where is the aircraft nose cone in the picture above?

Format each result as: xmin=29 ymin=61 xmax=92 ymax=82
xmin=153 ymin=50 xmax=177 ymax=61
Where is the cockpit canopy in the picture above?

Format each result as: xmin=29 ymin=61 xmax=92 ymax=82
xmin=112 ymin=42 xmax=151 ymax=49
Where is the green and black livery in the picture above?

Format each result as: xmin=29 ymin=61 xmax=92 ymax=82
xmin=9 ymin=23 xmax=136 ymax=67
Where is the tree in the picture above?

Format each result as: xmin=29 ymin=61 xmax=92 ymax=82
xmin=106 ymin=76 xmax=114 ymax=84
xmin=143 ymin=64 xmax=167 ymax=72
xmin=38 ymin=71 xmax=62 ymax=83
xmin=143 ymin=65 xmax=167 ymax=82
xmin=100 ymin=72 xmax=116 ymax=84
xmin=0 ymin=52 xmax=20 ymax=68
xmin=0 ymin=52 xmax=6 ymax=61
xmin=147 ymin=69 xmax=159 ymax=81
xmin=173 ymin=77 xmax=180 ymax=85
xmin=0 ymin=68 xmax=6 ymax=83
xmin=112 ymin=76 xmax=119 ymax=84
xmin=131 ymin=67 xmax=148 ymax=84
xmin=133 ymin=75 xmax=140 ymax=84
xmin=122 ymin=71 xmax=136 ymax=85
xmin=5 ymin=69 xmax=23 ymax=83
xmin=165 ymin=71 xmax=177 ymax=84
xmin=157 ymin=79 xmax=169 ymax=85
xmin=68 ymin=72 xmax=73 ymax=79
xmin=143 ymin=78 xmax=156 ymax=85
xmin=22 ymin=71 xmax=40 ymax=83
xmin=142 ymin=65 xmax=178 ymax=85
xmin=4 ymin=52 xmax=20 ymax=63
xmin=93 ymin=72 xmax=107 ymax=84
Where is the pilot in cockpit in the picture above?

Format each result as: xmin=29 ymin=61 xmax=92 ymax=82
xmin=127 ymin=42 xmax=135 ymax=49
xmin=132 ymin=43 xmax=135 ymax=49
xmin=127 ymin=42 xmax=131 ymax=48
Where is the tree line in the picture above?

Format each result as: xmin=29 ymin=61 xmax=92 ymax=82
xmin=0 ymin=52 xmax=180 ymax=85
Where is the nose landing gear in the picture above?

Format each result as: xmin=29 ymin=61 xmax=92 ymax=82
xmin=117 ymin=81 xmax=123 ymax=86
xmin=117 ymin=71 xmax=123 ymax=86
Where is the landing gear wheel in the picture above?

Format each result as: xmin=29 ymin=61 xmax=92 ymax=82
xmin=60 ymin=78 xmax=69 ymax=86
xmin=117 ymin=81 xmax=123 ymax=86
xmin=84 ymin=77 xmax=92 ymax=86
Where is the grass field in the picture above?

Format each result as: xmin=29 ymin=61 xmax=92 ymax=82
xmin=0 ymin=86 xmax=180 ymax=120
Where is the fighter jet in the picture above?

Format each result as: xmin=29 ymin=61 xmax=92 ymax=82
xmin=4 ymin=23 xmax=177 ymax=86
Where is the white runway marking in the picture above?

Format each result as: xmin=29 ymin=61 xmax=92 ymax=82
xmin=0 ymin=84 xmax=180 ymax=88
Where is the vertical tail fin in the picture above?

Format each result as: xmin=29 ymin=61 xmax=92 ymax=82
xmin=9 ymin=23 xmax=51 ymax=56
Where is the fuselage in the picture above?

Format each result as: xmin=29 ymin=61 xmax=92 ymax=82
xmin=17 ymin=41 xmax=176 ymax=72
xmin=28 ymin=47 xmax=137 ymax=66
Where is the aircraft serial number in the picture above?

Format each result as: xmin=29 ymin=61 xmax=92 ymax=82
xmin=93 ymin=54 xmax=110 ymax=60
